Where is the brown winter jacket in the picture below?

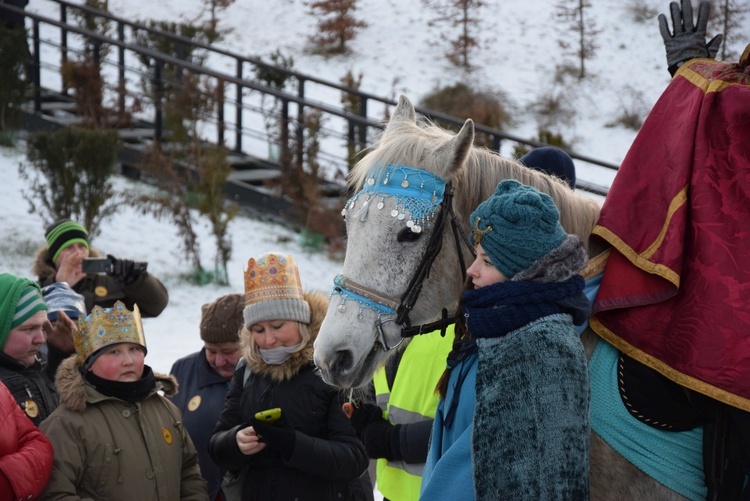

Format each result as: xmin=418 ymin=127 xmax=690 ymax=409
xmin=39 ymin=356 xmax=208 ymax=501
xmin=33 ymin=246 xmax=169 ymax=318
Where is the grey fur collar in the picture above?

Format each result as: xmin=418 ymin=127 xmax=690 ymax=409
xmin=513 ymin=235 xmax=587 ymax=283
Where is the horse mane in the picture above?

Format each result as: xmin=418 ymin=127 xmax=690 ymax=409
xmin=350 ymin=117 xmax=602 ymax=254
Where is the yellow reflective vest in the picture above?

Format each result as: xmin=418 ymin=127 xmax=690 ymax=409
xmin=373 ymin=326 xmax=454 ymax=501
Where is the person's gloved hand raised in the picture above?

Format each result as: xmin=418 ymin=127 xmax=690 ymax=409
xmin=658 ymin=0 xmax=723 ymax=76
xmin=106 ymin=255 xmax=148 ymax=286
xmin=349 ymin=402 xmax=403 ymax=461
xmin=251 ymin=416 xmax=296 ymax=460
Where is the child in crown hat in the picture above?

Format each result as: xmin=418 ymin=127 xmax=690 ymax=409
xmin=39 ymin=300 xmax=207 ymax=499
xmin=420 ymin=180 xmax=591 ymax=501
xmin=209 ymin=252 xmax=371 ymax=501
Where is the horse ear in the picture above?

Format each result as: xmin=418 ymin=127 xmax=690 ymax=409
xmin=387 ymin=95 xmax=416 ymax=129
xmin=434 ymin=119 xmax=475 ymax=177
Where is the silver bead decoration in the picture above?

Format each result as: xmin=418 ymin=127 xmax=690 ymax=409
xmin=406 ymin=220 xmax=414 ymax=227
xmin=401 ymin=178 xmax=410 ymax=188
xmin=377 ymin=201 xmax=384 ymax=210
xmin=397 ymin=213 xmax=405 ymax=220
xmin=367 ymin=178 xmax=375 ymax=185
xmin=413 ymin=225 xmax=422 ymax=233
xmin=341 ymin=208 xmax=347 ymax=216
xmin=338 ymin=302 xmax=347 ymax=313
xmin=391 ymin=209 xmax=399 ymax=217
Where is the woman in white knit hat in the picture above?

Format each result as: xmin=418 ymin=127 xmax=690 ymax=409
xmin=209 ymin=252 xmax=370 ymax=501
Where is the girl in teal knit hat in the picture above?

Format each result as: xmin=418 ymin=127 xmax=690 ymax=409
xmin=420 ymin=179 xmax=591 ymax=501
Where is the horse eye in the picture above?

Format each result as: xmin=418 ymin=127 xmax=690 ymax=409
xmin=397 ymin=227 xmax=422 ymax=243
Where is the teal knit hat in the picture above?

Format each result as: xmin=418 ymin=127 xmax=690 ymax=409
xmin=0 ymin=274 xmax=48 ymax=350
xmin=45 ymin=219 xmax=90 ymax=263
xmin=469 ymin=180 xmax=567 ymax=278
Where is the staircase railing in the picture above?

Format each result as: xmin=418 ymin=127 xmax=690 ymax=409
xmin=3 ymin=0 xmax=615 ymax=196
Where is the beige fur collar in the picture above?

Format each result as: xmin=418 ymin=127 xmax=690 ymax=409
xmin=32 ymin=245 xmax=103 ymax=279
xmin=244 ymin=291 xmax=328 ymax=382
xmin=54 ymin=355 xmax=178 ymax=413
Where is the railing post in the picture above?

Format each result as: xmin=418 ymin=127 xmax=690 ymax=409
xmin=492 ymin=134 xmax=502 ymax=153
xmin=280 ymin=98 xmax=290 ymax=167
xmin=60 ymin=4 xmax=68 ymax=95
xmin=235 ymin=59 xmax=242 ymax=153
xmin=217 ymin=79 xmax=225 ymax=146
xmin=296 ymin=77 xmax=305 ymax=167
xmin=154 ymin=60 xmax=163 ymax=143
xmin=117 ymin=21 xmax=126 ymax=115
xmin=33 ymin=20 xmax=41 ymax=113
xmin=358 ymin=96 xmax=368 ymax=147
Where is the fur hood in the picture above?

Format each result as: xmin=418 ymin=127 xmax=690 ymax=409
xmin=32 ymin=244 xmax=103 ymax=279
xmin=54 ymin=354 xmax=178 ymax=413
xmin=245 ymin=290 xmax=328 ymax=382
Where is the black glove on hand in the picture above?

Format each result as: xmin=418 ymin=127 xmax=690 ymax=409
xmin=349 ymin=403 xmax=402 ymax=461
xmin=252 ymin=418 xmax=296 ymax=460
xmin=349 ymin=403 xmax=384 ymax=437
xmin=658 ymin=0 xmax=723 ymax=76
xmin=107 ymin=255 xmax=148 ymax=286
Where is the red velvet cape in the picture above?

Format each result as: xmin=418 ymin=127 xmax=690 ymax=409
xmin=590 ymin=50 xmax=750 ymax=411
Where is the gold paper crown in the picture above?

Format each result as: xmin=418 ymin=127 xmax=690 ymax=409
xmin=244 ymin=253 xmax=304 ymax=305
xmin=75 ymin=301 xmax=146 ymax=364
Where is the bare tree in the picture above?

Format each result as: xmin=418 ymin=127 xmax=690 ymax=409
xmin=202 ymin=0 xmax=236 ymax=38
xmin=707 ymin=0 xmax=749 ymax=61
xmin=422 ymin=0 xmax=488 ymax=69
xmin=556 ymin=0 xmax=599 ymax=79
xmin=306 ymin=0 xmax=367 ymax=54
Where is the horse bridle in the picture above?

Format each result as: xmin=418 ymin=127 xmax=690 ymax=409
xmin=333 ymin=179 xmax=474 ymax=351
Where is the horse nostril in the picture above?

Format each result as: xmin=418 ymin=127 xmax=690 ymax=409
xmin=330 ymin=350 xmax=354 ymax=375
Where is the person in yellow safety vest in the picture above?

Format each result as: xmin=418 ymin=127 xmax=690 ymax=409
xmin=350 ymin=326 xmax=454 ymax=501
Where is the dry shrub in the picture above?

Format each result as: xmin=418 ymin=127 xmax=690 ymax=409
xmin=420 ymin=83 xmax=509 ymax=148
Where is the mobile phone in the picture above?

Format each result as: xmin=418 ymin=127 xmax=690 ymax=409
xmin=82 ymin=258 xmax=112 ymax=274
xmin=254 ymin=408 xmax=282 ymax=423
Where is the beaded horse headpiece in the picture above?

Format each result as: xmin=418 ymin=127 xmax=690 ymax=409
xmin=341 ymin=164 xmax=447 ymax=234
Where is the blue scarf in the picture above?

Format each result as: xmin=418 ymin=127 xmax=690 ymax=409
xmin=460 ymin=275 xmax=588 ymax=340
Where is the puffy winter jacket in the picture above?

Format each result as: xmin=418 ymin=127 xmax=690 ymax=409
xmin=0 ymin=381 xmax=53 ymax=501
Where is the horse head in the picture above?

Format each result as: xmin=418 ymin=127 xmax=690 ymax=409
xmin=313 ymin=95 xmax=601 ymax=388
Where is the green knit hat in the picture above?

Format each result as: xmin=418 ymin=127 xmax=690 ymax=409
xmin=469 ymin=180 xmax=567 ymax=278
xmin=0 ymin=274 xmax=48 ymax=350
xmin=45 ymin=219 xmax=89 ymax=263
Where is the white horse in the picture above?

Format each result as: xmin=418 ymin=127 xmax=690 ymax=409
xmin=314 ymin=95 xmax=702 ymax=499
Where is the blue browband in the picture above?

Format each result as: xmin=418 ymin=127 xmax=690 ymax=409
xmin=341 ymin=164 xmax=447 ymax=234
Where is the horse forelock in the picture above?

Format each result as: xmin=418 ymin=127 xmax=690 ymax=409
xmin=349 ymin=118 xmax=462 ymax=191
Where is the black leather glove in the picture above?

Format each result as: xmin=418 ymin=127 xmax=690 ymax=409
xmin=252 ymin=417 xmax=296 ymax=460
xmin=658 ymin=0 xmax=723 ymax=76
xmin=349 ymin=403 xmax=402 ymax=461
xmin=107 ymin=254 xmax=148 ymax=286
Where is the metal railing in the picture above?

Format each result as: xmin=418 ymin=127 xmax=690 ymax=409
xmin=3 ymin=0 xmax=615 ymax=196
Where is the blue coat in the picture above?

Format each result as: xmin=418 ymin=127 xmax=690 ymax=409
xmin=420 ymin=353 xmax=477 ymax=501
xmin=170 ymin=349 xmax=230 ymax=500
xmin=421 ymin=314 xmax=590 ymax=501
